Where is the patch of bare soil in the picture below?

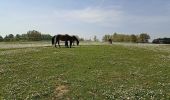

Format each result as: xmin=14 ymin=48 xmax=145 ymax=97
xmin=53 ymin=84 xmax=70 ymax=100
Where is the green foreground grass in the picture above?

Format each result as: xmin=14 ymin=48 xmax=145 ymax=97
xmin=0 ymin=44 xmax=170 ymax=99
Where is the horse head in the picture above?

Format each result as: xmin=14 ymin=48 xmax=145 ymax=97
xmin=72 ymin=35 xmax=79 ymax=46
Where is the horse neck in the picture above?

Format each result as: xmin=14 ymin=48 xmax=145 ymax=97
xmin=72 ymin=37 xmax=76 ymax=41
xmin=74 ymin=37 xmax=79 ymax=45
xmin=75 ymin=38 xmax=79 ymax=42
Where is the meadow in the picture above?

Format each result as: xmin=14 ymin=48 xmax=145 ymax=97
xmin=0 ymin=42 xmax=170 ymax=99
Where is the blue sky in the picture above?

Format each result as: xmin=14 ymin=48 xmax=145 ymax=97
xmin=0 ymin=0 xmax=170 ymax=40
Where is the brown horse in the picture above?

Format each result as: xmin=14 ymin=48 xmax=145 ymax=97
xmin=52 ymin=34 xmax=79 ymax=48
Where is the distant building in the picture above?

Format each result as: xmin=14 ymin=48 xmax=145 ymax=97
xmin=152 ymin=38 xmax=170 ymax=44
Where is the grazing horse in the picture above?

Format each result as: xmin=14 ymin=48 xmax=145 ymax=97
xmin=108 ymin=39 xmax=112 ymax=44
xmin=52 ymin=34 xmax=79 ymax=48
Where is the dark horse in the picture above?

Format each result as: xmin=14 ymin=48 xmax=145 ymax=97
xmin=108 ymin=39 xmax=112 ymax=44
xmin=52 ymin=34 xmax=79 ymax=48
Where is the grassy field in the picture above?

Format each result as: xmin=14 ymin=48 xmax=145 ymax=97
xmin=0 ymin=42 xmax=170 ymax=99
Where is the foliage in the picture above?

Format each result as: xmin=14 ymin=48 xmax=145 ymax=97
xmin=41 ymin=34 xmax=52 ymax=40
xmin=0 ymin=35 xmax=3 ymax=42
xmin=27 ymin=30 xmax=42 ymax=41
xmin=130 ymin=34 xmax=138 ymax=43
xmin=102 ymin=33 xmax=150 ymax=43
xmin=0 ymin=44 xmax=170 ymax=99
xmin=21 ymin=34 xmax=28 ymax=40
xmin=4 ymin=34 xmax=15 ymax=42
xmin=138 ymin=33 xmax=150 ymax=43
xmin=93 ymin=35 xmax=99 ymax=42
xmin=102 ymin=34 xmax=112 ymax=42
xmin=79 ymin=38 xmax=84 ymax=41
xmin=15 ymin=34 xmax=22 ymax=41
xmin=2 ymin=30 xmax=52 ymax=42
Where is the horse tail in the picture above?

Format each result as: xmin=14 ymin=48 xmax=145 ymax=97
xmin=52 ymin=36 xmax=55 ymax=45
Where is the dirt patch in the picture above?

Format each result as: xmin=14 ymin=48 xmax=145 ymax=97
xmin=53 ymin=84 xmax=70 ymax=100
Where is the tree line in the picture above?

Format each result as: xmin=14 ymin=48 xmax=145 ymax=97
xmin=102 ymin=33 xmax=150 ymax=43
xmin=0 ymin=31 xmax=151 ymax=43
xmin=0 ymin=30 xmax=52 ymax=42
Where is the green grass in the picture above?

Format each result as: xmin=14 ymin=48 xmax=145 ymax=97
xmin=0 ymin=44 xmax=170 ymax=99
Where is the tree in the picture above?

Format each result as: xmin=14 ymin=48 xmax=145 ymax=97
xmin=113 ymin=32 xmax=118 ymax=42
xmin=41 ymin=34 xmax=52 ymax=40
xmin=21 ymin=34 xmax=28 ymax=40
xmin=8 ymin=34 xmax=14 ymax=41
xmin=139 ymin=33 xmax=150 ymax=43
xmin=4 ymin=34 xmax=14 ymax=41
xmin=93 ymin=35 xmax=99 ymax=42
xmin=102 ymin=34 xmax=111 ymax=42
xmin=130 ymin=34 xmax=137 ymax=43
xmin=15 ymin=34 xmax=21 ymax=41
xmin=79 ymin=38 xmax=84 ymax=41
xmin=27 ymin=30 xmax=41 ymax=41
xmin=123 ymin=35 xmax=131 ymax=42
xmin=102 ymin=33 xmax=151 ymax=43
xmin=0 ymin=35 xmax=3 ymax=42
xmin=4 ymin=35 xmax=9 ymax=41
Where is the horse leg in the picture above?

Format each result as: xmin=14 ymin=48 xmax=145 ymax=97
xmin=58 ymin=41 xmax=61 ymax=48
xmin=70 ymin=41 xmax=72 ymax=48
xmin=65 ymin=41 xmax=68 ymax=48
xmin=55 ymin=41 xmax=57 ymax=48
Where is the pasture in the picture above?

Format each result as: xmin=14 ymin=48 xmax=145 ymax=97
xmin=0 ymin=42 xmax=170 ymax=99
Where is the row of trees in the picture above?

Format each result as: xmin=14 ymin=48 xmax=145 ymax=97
xmin=0 ymin=31 xmax=151 ymax=43
xmin=0 ymin=30 xmax=52 ymax=42
xmin=102 ymin=33 xmax=150 ymax=43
